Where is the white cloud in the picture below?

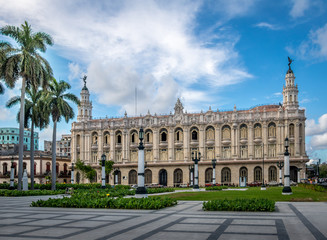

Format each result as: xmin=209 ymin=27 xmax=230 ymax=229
xmin=290 ymin=0 xmax=310 ymax=18
xmin=0 ymin=0 xmax=251 ymax=115
xmin=68 ymin=62 xmax=83 ymax=83
xmin=255 ymin=22 xmax=279 ymax=30
xmin=310 ymin=132 xmax=327 ymax=150
xmin=306 ymin=114 xmax=327 ymax=136
xmin=0 ymin=106 xmax=15 ymax=121
xmin=290 ymin=23 xmax=327 ymax=60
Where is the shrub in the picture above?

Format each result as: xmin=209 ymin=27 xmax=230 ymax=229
xmin=146 ymin=188 xmax=175 ymax=194
xmin=31 ymin=196 xmax=177 ymax=209
xmin=203 ymin=198 xmax=275 ymax=212
xmin=205 ymin=186 xmax=228 ymax=191
xmin=0 ymin=189 xmax=65 ymax=197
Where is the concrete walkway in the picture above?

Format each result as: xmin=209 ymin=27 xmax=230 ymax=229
xmin=0 ymin=195 xmax=326 ymax=240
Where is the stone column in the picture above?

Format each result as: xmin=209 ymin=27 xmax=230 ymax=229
xmin=183 ymin=126 xmax=189 ymax=162
xmin=247 ymin=124 xmax=252 ymax=159
xmin=110 ymin=130 xmax=115 ymax=161
xmin=153 ymin=129 xmax=159 ymax=162
xmin=215 ymin=125 xmax=220 ymax=158
xmin=199 ymin=126 xmax=205 ymax=159
xmin=295 ymin=122 xmax=300 ymax=156
xmin=168 ymin=128 xmax=174 ymax=162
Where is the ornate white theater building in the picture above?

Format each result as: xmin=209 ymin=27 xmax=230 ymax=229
xmin=71 ymin=67 xmax=308 ymax=187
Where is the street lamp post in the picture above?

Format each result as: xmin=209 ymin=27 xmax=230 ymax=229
xmin=136 ymin=127 xmax=147 ymax=196
xmin=189 ymin=165 xmax=194 ymax=186
xmin=317 ymin=159 xmax=321 ymax=183
xmin=276 ymin=161 xmax=284 ymax=186
xmin=71 ymin=163 xmax=74 ymax=184
xmin=9 ymin=156 xmax=15 ymax=190
xmin=282 ymin=137 xmax=292 ymax=195
xmin=101 ymin=154 xmax=106 ymax=188
xmin=261 ymin=143 xmax=266 ymax=190
xmin=212 ymin=159 xmax=217 ymax=185
xmin=192 ymin=151 xmax=201 ymax=190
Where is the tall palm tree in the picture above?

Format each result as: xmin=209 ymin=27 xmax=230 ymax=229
xmin=0 ymin=21 xmax=53 ymax=190
xmin=43 ymin=78 xmax=79 ymax=190
xmin=0 ymin=42 xmax=13 ymax=94
xmin=6 ymin=87 xmax=49 ymax=190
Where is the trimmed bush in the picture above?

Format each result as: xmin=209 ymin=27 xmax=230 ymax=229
xmin=31 ymin=196 xmax=177 ymax=209
xmin=146 ymin=188 xmax=175 ymax=194
xmin=205 ymin=186 xmax=228 ymax=191
xmin=0 ymin=189 xmax=65 ymax=196
xmin=203 ymin=198 xmax=275 ymax=212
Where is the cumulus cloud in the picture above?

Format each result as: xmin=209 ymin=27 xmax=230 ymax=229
xmin=289 ymin=0 xmax=310 ymax=18
xmin=289 ymin=23 xmax=327 ymax=60
xmin=310 ymin=132 xmax=327 ymax=150
xmin=306 ymin=114 xmax=327 ymax=136
xmin=255 ymin=22 xmax=279 ymax=30
xmin=0 ymin=0 xmax=251 ymax=115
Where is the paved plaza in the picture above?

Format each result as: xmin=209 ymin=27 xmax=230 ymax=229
xmin=0 ymin=195 xmax=326 ymax=240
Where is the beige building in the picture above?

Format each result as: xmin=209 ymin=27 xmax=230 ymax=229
xmin=0 ymin=152 xmax=71 ymax=184
xmin=71 ymin=68 xmax=308 ymax=187
xmin=44 ymin=134 xmax=72 ymax=157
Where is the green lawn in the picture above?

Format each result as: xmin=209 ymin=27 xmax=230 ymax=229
xmin=161 ymin=186 xmax=327 ymax=202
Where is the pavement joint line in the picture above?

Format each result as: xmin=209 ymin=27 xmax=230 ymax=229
xmin=93 ymin=214 xmax=170 ymax=240
xmin=132 ymin=217 xmax=187 ymax=240
xmin=14 ymin=215 xmax=136 ymax=240
xmin=288 ymin=204 xmax=327 ymax=240
xmin=275 ymin=219 xmax=290 ymax=240
xmin=207 ymin=218 xmax=233 ymax=240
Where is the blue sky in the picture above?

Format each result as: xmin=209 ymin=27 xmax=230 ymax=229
xmin=0 ymin=0 xmax=327 ymax=163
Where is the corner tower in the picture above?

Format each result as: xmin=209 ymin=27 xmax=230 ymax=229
xmin=77 ymin=76 xmax=92 ymax=122
xmin=282 ymin=58 xmax=299 ymax=110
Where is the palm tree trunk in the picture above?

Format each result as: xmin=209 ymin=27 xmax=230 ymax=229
xmin=30 ymin=118 xmax=35 ymax=190
xmin=51 ymin=119 xmax=57 ymax=190
xmin=17 ymin=77 xmax=26 ymax=191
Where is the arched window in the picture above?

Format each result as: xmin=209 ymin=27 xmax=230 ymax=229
xmin=254 ymin=123 xmax=262 ymax=138
xmin=160 ymin=129 xmax=168 ymax=142
xmin=23 ymin=162 xmax=27 ymax=170
xmin=92 ymin=132 xmax=98 ymax=145
xmin=254 ymin=166 xmax=262 ymax=182
xmin=76 ymin=135 xmax=81 ymax=147
xmin=268 ymin=122 xmax=276 ymax=138
xmin=289 ymin=124 xmax=295 ymax=138
xmin=46 ymin=162 xmax=51 ymax=172
xmin=239 ymin=167 xmax=248 ymax=182
xmin=222 ymin=125 xmax=231 ymax=139
xmin=240 ymin=124 xmax=247 ymax=139
xmin=64 ymin=163 xmax=68 ymax=174
xmin=206 ymin=126 xmax=215 ymax=140
xmin=205 ymin=168 xmax=213 ymax=183
xmin=175 ymin=128 xmax=183 ymax=142
xmin=2 ymin=163 xmax=8 ymax=174
xmin=128 ymin=170 xmax=137 ymax=185
xmin=221 ymin=167 xmax=231 ymax=183
xmin=268 ymin=166 xmax=277 ymax=182
xmin=145 ymin=169 xmax=152 ymax=185
xmin=145 ymin=129 xmax=153 ymax=143
xmin=56 ymin=163 xmax=59 ymax=175
xmin=34 ymin=163 xmax=37 ymax=175
xmin=116 ymin=131 xmax=122 ymax=144
xmin=103 ymin=132 xmax=110 ymax=145
xmin=173 ymin=169 xmax=183 ymax=186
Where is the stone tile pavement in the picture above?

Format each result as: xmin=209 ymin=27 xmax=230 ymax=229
xmin=0 ymin=195 xmax=326 ymax=240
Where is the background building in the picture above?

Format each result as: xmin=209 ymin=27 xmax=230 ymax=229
xmin=44 ymin=134 xmax=72 ymax=158
xmin=0 ymin=128 xmax=39 ymax=151
xmin=0 ymin=152 xmax=71 ymax=184
xmin=71 ymin=67 xmax=308 ymax=186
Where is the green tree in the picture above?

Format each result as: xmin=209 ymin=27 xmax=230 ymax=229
xmin=43 ymin=78 xmax=79 ymax=190
xmin=319 ymin=163 xmax=327 ymax=178
xmin=75 ymin=159 xmax=97 ymax=183
xmin=0 ymin=21 xmax=53 ymax=190
xmin=6 ymin=87 xmax=49 ymax=189
xmin=0 ymin=42 xmax=13 ymax=94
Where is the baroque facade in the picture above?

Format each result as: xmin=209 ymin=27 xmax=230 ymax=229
xmin=71 ymin=68 xmax=308 ymax=187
